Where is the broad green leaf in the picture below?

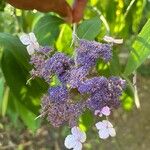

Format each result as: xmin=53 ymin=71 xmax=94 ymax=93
xmin=0 ymin=33 xmax=29 ymax=69
xmin=79 ymin=110 xmax=94 ymax=131
xmin=14 ymin=95 xmax=40 ymax=131
xmin=132 ymin=0 xmax=145 ymax=33
xmin=7 ymin=92 xmax=20 ymax=127
xmin=0 ymin=33 xmax=48 ymax=115
xmin=121 ymin=92 xmax=134 ymax=111
xmin=56 ymin=24 xmax=73 ymax=55
xmin=124 ymin=18 xmax=150 ymax=76
xmin=33 ymin=14 xmax=63 ymax=46
xmin=77 ymin=16 xmax=101 ymax=40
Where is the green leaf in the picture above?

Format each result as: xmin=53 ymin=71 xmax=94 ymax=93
xmin=79 ymin=110 xmax=94 ymax=131
xmin=121 ymin=92 xmax=134 ymax=111
xmin=77 ymin=16 xmax=101 ymax=40
xmin=33 ymin=14 xmax=63 ymax=46
xmin=0 ymin=33 xmax=29 ymax=69
xmin=56 ymin=24 xmax=73 ymax=55
xmin=124 ymin=18 xmax=150 ymax=76
xmin=13 ymin=94 xmax=40 ymax=131
xmin=0 ymin=33 xmax=48 ymax=115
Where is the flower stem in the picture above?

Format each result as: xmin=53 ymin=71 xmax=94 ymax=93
xmin=71 ymin=23 xmax=79 ymax=66
xmin=71 ymin=23 xmax=79 ymax=47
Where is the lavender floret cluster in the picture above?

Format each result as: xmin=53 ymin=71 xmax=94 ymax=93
xmin=76 ymin=40 xmax=112 ymax=69
xmin=28 ymin=39 xmax=125 ymax=128
xmin=41 ymin=94 xmax=85 ymax=127
xmin=48 ymin=86 xmax=68 ymax=103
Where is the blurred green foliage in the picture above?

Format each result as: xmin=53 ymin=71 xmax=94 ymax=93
xmin=0 ymin=0 xmax=150 ymax=131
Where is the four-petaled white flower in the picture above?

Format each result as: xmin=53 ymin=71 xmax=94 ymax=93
xmin=64 ymin=126 xmax=86 ymax=150
xmin=95 ymin=120 xmax=116 ymax=139
xmin=20 ymin=32 xmax=39 ymax=55
xmin=103 ymin=35 xmax=123 ymax=44
xmin=94 ymin=106 xmax=111 ymax=117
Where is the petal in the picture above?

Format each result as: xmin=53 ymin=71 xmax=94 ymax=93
xmin=113 ymin=39 xmax=123 ymax=44
xmin=94 ymin=110 xmax=100 ymax=116
xmin=33 ymin=42 xmax=40 ymax=50
xmin=27 ymin=45 xmax=35 ymax=55
xmin=103 ymin=36 xmax=123 ymax=44
xmin=79 ymin=131 xmax=86 ymax=143
xmin=64 ymin=135 xmax=76 ymax=149
xmin=103 ymin=36 xmax=114 ymax=42
xmin=95 ymin=121 xmax=106 ymax=130
xmin=71 ymin=126 xmax=86 ymax=142
xmin=29 ymin=32 xmax=37 ymax=43
xmin=98 ymin=129 xmax=109 ymax=139
xmin=101 ymin=106 xmax=110 ymax=116
xmin=20 ymin=34 xmax=31 ymax=45
xmin=108 ymin=127 xmax=116 ymax=137
xmin=73 ymin=142 xmax=82 ymax=150
xmin=71 ymin=126 xmax=80 ymax=136
xmin=102 ymin=120 xmax=113 ymax=128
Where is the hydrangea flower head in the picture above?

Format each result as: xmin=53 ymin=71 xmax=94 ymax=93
xmin=95 ymin=120 xmax=116 ymax=139
xmin=19 ymin=32 xmax=126 ymax=149
xmin=64 ymin=126 xmax=86 ymax=150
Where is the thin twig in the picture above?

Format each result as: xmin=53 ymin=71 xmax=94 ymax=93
xmin=124 ymin=0 xmax=136 ymax=19
xmin=88 ymin=6 xmax=110 ymax=35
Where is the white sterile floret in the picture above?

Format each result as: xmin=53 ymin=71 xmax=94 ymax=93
xmin=103 ymin=35 xmax=123 ymax=44
xmin=64 ymin=126 xmax=86 ymax=150
xmin=94 ymin=106 xmax=111 ymax=117
xmin=95 ymin=120 xmax=116 ymax=139
xmin=20 ymin=32 xmax=39 ymax=55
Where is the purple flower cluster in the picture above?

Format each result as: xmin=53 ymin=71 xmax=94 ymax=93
xmin=82 ymin=77 xmax=126 ymax=112
xmin=38 ymin=46 xmax=53 ymax=54
xmin=48 ymin=86 xmax=68 ymax=103
xmin=45 ymin=53 xmax=73 ymax=75
xmin=28 ymin=39 xmax=125 ymax=128
xmin=41 ymin=94 xmax=85 ymax=127
xmin=75 ymin=40 xmax=112 ymax=69
xmin=29 ymin=54 xmax=46 ymax=78
xmin=44 ymin=52 xmax=74 ymax=83
xmin=68 ymin=66 xmax=88 ymax=88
